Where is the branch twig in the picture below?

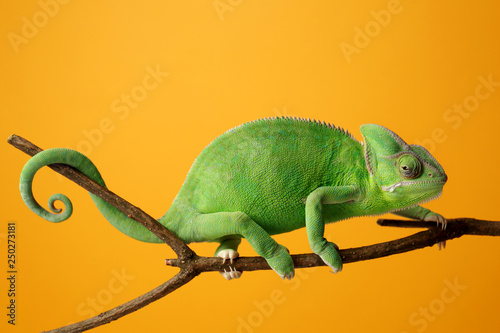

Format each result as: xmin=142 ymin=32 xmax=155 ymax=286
xmin=8 ymin=134 xmax=500 ymax=333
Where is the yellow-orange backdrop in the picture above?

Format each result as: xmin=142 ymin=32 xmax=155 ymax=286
xmin=1 ymin=1 xmax=499 ymax=332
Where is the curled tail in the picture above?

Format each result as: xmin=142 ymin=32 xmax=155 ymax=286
xmin=20 ymin=148 xmax=162 ymax=243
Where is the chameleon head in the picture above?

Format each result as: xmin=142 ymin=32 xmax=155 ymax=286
xmin=360 ymin=124 xmax=447 ymax=208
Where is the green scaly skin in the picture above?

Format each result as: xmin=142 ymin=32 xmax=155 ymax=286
xmin=19 ymin=117 xmax=447 ymax=280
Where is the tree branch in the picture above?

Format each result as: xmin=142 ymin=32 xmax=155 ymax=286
xmin=42 ymin=268 xmax=198 ymax=333
xmin=166 ymin=217 xmax=500 ymax=272
xmin=8 ymin=134 xmax=500 ymax=332
xmin=7 ymin=134 xmax=193 ymax=260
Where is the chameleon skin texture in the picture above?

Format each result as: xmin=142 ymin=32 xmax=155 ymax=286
xmin=19 ymin=117 xmax=447 ymax=279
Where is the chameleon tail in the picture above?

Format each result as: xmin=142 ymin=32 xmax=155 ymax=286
xmin=19 ymin=148 xmax=162 ymax=243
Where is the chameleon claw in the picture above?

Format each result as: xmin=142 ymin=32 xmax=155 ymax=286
xmin=279 ymin=272 xmax=294 ymax=280
xmin=424 ymin=214 xmax=447 ymax=230
xmin=438 ymin=218 xmax=447 ymax=230
xmin=437 ymin=240 xmax=447 ymax=250
xmin=272 ymin=266 xmax=294 ymax=280
xmin=220 ymin=266 xmax=242 ymax=280
xmin=329 ymin=265 xmax=342 ymax=274
xmin=217 ymin=249 xmax=239 ymax=265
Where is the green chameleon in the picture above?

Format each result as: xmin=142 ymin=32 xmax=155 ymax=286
xmin=19 ymin=117 xmax=447 ymax=280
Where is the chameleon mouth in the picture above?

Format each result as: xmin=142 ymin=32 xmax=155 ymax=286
xmin=388 ymin=190 xmax=444 ymax=214
xmin=381 ymin=179 xmax=446 ymax=193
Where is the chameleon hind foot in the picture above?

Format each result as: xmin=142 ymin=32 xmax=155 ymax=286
xmin=217 ymin=249 xmax=242 ymax=280
xmin=317 ymin=242 xmax=343 ymax=274
xmin=217 ymin=249 xmax=239 ymax=264
xmin=437 ymin=240 xmax=446 ymax=250
xmin=266 ymin=244 xmax=295 ymax=280
xmin=221 ymin=266 xmax=242 ymax=280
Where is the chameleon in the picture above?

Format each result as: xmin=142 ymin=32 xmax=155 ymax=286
xmin=19 ymin=117 xmax=447 ymax=280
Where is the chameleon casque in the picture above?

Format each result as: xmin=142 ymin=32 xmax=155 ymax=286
xmin=19 ymin=117 xmax=447 ymax=280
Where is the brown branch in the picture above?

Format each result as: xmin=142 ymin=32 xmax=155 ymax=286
xmin=8 ymin=134 xmax=199 ymax=332
xmin=42 ymin=268 xmax=198 ymax=333
xmin=7 ymin=134 xmax=193 ymax=260
xmin=166 ymin=217 xmax=500 ymax=272
xmin=377 ymin=218 xmax=500 ymax=236
xmin=8 ymin=134 xmax=500 ymax=332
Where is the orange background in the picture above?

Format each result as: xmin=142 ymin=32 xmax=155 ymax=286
xmin=1 ymin=1 xmax=499 ymax=332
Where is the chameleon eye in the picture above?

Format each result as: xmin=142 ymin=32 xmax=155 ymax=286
xmin=398 ymin=155 xmax=422 ymax=179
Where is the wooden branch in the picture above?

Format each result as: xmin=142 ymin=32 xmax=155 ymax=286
xmin=7 ymin=134 xmax=194 ymax=260
xmin=42 ymin=268 xmax=198 ymax=333
xmin=377 ymin=218 xmax=500 ymax=236
xmin=9 ymin=134 xmax=200 ymax=332
xmin=8 ymin=134 xmax=500 ymax=332
xmin=166 ymin=217 xmax=500 ymax=272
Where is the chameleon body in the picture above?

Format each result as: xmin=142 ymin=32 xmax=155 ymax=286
xmin=19 ymin=117 xmax=447 ymax=280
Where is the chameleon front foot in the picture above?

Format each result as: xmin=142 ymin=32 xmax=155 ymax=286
xmin=422 ymin=213 xmax=447 ymax=249
xmin=424 ymin=213 xmax=447 ymax=230
xmin=317 ymin=242 xmax=343 ymax=274
xmin=266 ymin=245 xmax=295 ymax=280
